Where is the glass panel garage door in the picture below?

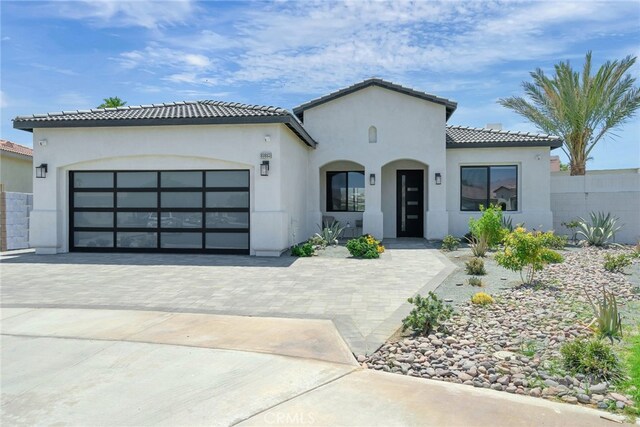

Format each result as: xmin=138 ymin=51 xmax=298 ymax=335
xmin=70 ymin=170 xmax=250 ymax=254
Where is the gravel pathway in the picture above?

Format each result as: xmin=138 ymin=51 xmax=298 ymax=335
xmin=362 ymin=246 xmax=639 ymax=412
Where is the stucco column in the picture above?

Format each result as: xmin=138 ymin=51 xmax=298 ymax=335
xmin=30 ymin=160 xmax=59 ymax=254
xmin=426 ymin=166 xmax=448 ymax=240
xmin=306 ymin=163 xmax=322 ymax=240
xmin=363 ymin=165 xmax=383 ymax=238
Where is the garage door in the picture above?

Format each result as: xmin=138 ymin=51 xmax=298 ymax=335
xmin=70 ymin=170 xmax=250 ymax=254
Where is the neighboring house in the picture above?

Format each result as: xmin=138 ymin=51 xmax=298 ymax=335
xmin=550 ymin=155 xmax=561 ymax=172
xmin=13 ymin=78 xmax=561 ymax=255
xmin=0 ymin=139 xmax=33 ymax=193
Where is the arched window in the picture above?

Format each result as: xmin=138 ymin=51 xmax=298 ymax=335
xmin=368 ymin=126 xmax=377 ymax=144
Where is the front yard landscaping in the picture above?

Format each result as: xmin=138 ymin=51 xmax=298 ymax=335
xmin=361 ymin=214 xmax=640 ymax=420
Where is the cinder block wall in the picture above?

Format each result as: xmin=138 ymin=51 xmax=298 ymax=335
xmin=550 ymin=169 xmax=640 ymax=244
xmin=0 ymin=191 xmax=33 ymax=251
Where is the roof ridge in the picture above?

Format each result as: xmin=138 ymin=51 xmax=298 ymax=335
xmin=446 ymin=125 xmax=560 ymax=140
xmin=199 ymin=99 xmax=287 ymax=113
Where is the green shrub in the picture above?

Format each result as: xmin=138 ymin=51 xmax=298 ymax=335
xmin=585 ymin=285 xmax=623 ymax=343
xmin=560 ymin=338 xmax=624 ymax=382
xmin=291 ymin=242 xmax=314 ymax=257
xmin=495 ymin=227 xmax=564 ymax=284
xmin=441 ymin=235 xmax=460 ymax=251
xmin=467 ymin=234 xmax=489 ymax=258
xmin=307 ymin=235 xmax=327 ymax=249
xmin=576 ymin=212 xmax=622 ymax=247
xmin=465 ymin=257 xmax=486 ymax=275
xmin=402 ymin=292 xmax=453 ymax=335
xmin=345 ymin=234 xmax=384 ymax=259
xmin=468 ymin=204 xmax=507 ymax=248
xmin=603 ymin=253 xmax=632 ymax=273
xmin=540 ymin=231 xmax=568 ymax=249
xmin=468 ymin=276 xmax=483 ymax=287
xmin=471 ymin=292 xmax=494 ymax=305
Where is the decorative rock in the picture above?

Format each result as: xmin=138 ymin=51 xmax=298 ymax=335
xmin=497 ymin=376 xmax=510 ymax=386
xmin=506 ymin=386 xmax=517 ymax=393
xmin=576 ymin=394 xmax=590 ymax=404
xmin=544 ymin=379 xmax=559 ymax=388
xmin=590 ymin=382 xmax=608 ymax=394
xmin=616 ymin=401 xmax=625 ymax=410
xmin=491 ymin=384 xmax=503 ymax=391
xmin=609 ymin=392 xmax=627 ymax=402
xmin=357 ymin=355 xmax=366 ymax=363
xmin=529 ymin=388 xmax=541 ymax=397
xmin=562 ymin=396 xmax=578 ymax=404
xmin=457 ymin=372 xmax=473 ymax=381
xmin=493 ymin=351 xmax=516 ymax=361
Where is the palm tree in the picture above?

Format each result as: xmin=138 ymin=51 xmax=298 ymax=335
xmin=499 ymin=52 xmax=640 ymax=175
xmin=98 ymin=97 xmax=127 ymax=109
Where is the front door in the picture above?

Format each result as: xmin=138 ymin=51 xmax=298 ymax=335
xmin=396 ymin=170 xmax=424 ymax=237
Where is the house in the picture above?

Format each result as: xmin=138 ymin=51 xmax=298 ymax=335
xmin=1 ymin=139 xmax=33 ymax=193
xmin=13 ymin=78 xmax=561 ymax=255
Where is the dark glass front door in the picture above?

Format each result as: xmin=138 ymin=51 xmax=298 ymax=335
xmin=396 ymin=170 xmax=424 ymax=237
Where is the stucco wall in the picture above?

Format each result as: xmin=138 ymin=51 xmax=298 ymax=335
xmin=1 ymin=153 xmax=33 ymax=193
xmin=446 ymin=146 xmax=554 ymax=237
xmin=302 ymin=85 xmax=447 ymax=239
xmin=30 ymin=124 xmax=302 ymax=255
xmin=550 ymin=169 xmax=640 ymax=244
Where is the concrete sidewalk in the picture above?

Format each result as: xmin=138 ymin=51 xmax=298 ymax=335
xmin=1 ymin=308 xmax=624 ymax=426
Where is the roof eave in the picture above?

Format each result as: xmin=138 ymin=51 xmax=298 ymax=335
xmin=446 ymin=140 xmax=563 ymax=149
xmin=13 ymin=115 xmax=317 ymax=148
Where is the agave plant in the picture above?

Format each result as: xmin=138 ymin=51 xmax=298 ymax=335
xmin=576 ymin=212 xmax=622 ymax=247
xmin=585 ymin=285 xmax=623 ymax=343
xmin=316 ymin=220 xmax=345 ymax=247
xmin=466 ymin=234 xmax=488 ymax=257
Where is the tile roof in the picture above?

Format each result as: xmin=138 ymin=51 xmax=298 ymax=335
xmin=12 ymin=100 xmax=316 ymax=148
xmin=0 ymin=139 xmax=33 ymax=157
xmin=293 ymin=78 xmax=457 ymax=120
xmin=446 ymin=126 xmax=562 ymax=148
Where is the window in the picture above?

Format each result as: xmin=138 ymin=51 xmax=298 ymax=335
xmin=326 ymin=171 xmax=365 ymax=212
xmin=461 ymin=166 xmax=518 ymax=211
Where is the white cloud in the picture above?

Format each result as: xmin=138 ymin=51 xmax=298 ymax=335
xmin=0 ymin=90 xmax=8 ymax=108
xmin=52 ymin=0 xmax=196 ymax=29
xmin=31 ymin=63 xmax=78 ymax=76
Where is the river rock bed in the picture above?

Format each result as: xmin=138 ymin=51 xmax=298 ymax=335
xmin=361 ymin=247 xmax=639 ymax=410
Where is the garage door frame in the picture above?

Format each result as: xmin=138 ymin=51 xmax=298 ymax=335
xmin=69 ymin=169 xmax=250 ymax=254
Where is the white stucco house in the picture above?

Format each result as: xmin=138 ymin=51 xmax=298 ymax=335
xmin=13 ymin=79 xmax=561 ymax=256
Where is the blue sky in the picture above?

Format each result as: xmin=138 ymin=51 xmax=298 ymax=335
xmin=1 ymin=0 xmax=639 ymax=169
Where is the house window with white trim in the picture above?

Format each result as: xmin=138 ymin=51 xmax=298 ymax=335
xmin=460 ymin=166 xmax=518 ymax=211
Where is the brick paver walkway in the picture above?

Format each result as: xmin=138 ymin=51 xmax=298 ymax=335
xmin=1 ymin=242 xmax=454 ymax=354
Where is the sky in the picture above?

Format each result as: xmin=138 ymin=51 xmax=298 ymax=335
xmin=1 ymin=0 xmax=639 ymax=170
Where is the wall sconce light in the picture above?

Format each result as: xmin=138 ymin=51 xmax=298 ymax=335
xmin=264 ymin=135 xmax=271 ymax=142
xmin=38 ymin=139 xmax=48 ymax=147
xmin=260 ymin=160 xmax=270 ymax=176
xmin=369 ymin=173 xmax=376 ymax=185
xmin=36 ymin=163 xmax=48 ymax=179
xmin=435 ymin=172 xmax=442 ymax=185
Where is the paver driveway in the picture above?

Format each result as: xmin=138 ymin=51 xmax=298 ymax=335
xmin=1 ymin=241 xmax=454 ymax=354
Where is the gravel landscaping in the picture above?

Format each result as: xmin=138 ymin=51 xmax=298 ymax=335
xmin=361 ymin=246 xmax=640 ymax=413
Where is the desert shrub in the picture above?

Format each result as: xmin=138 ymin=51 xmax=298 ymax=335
xmin=402 ymin=292 xmax=453 ymax=335
xmin=290 ymin=242 xmax=314 ymax=257
xmin=467 ymin=234 xmax=489 ymax=258
xmin=562 ymin=220 xmax=581 ymax=243
xmin=585 ymin=285 xmax=623 ymax=343
xmin=468 ymin=276 xmax=483 ymax=287
xmin=560 ymin=338 xmax=624 ymax=382
xmin=315 ymin=220 xmax=345 ymax=247
xmin=501 ymin=215 xmax=514 ymax=232
xmin=441 ymin=235 xmax=460 ymax=251
xmin=471 ymin=292 xmax=494 ymax=305
xmin=465 ymin=257 xmax=486 ymax=275
xmin=576 ymin=212 xmax=622 ymax=247
xmin=495 ymin=227 xmax=564 ymax=284
xmin=346 ymin=234 xmax=384 ymax=259
xmin=539 ymin=231 xmax=568 ymax=250
xmin=307 ymin=235 xmax=327 ymax=249
xmin=603 ymin=253 xmax=632 ymax=273
xmin=468 ymin=204 xmax=507 ymax=248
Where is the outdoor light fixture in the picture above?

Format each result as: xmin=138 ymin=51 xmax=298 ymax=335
xmin=35 ymin=163 xmax=48 ymax=179
xmin=369 ymin=173 xmax=376 ymax=185
xmin=260 ymin=160 xmax=270 ymax=176
xmin=435 ymin=172 xmax=442 ymax=185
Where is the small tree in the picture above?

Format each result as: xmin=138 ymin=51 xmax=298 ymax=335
xmin=402 ymin=292 xmax=453 ymax=336
xmin=468 ymin=204 xmax=506 ymax=248
xmin=98 ymin=97 xmax=127 ymax=108
xmin=495 ymin=227 xmax=564 ymax=284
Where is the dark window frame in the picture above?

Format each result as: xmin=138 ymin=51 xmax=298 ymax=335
xmin=460 ymin=165 xmax=518 ymax=212
xmin=325 ymin=171 xmax=365 ymax=212
xmin=69 ymin=169 xmax=250 ymax=254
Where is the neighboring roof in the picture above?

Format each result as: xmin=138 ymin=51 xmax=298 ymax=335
xmin=0 ymin=139 xmax=33 ymax=157
xmin=12 ymin=100 xmax=317 ymax=148
xmin=446 ymin=125 xmax=562 ymax=149
xmin=293 ymin=78 xmax=458 ymax=121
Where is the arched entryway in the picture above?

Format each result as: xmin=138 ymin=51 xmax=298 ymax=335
xmin=381 ymin=159 xmax=429 ymax=238
xmin=319 ymin=160 xmax=366 ymax=237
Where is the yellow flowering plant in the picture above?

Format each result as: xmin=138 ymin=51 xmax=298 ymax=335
xmin=346 ymin=234 xmax=385 ymax=259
